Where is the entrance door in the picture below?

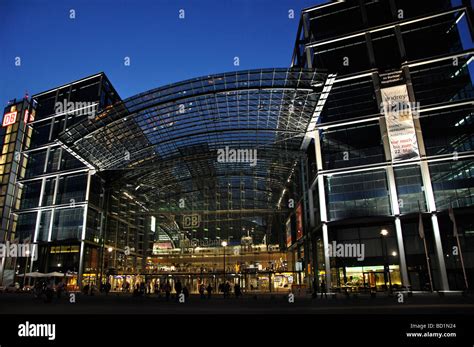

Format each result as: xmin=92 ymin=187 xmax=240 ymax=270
xmin=364 ymin=272 xmax=376 ymax=290
xmin=363 ymin=271 xmax=386 ymax=291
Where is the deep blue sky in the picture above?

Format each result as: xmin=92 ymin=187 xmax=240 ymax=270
xmin=0 ymin=0 xmax=472 ymax=105
xmin=0 ymin=0 xmax=322 ymax=103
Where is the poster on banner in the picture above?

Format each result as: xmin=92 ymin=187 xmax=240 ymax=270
xmin=152 ymin=242 xmax=173 ymax=255
xmin=381 ymin=84 xmax=420 ymax=161
xmin=296 ymin=203 xmax=303 ymax=241
xmin=286 ymin=218 xmax=292 ymax=248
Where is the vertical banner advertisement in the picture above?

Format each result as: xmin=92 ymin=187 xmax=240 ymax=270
xmin=381 ymin=84 xmax=420 ymax=161
xmin=296 ymin=203 xmax=303 ymax=241
xmin=286 ymin=218 xmax=292 ymax=248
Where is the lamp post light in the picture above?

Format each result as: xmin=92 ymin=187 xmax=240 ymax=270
xmin=101 ymin=246 xmax=113 ymax=287
xmin=379 ymin=229 xmax=392 ymax=292
xmin=221 ymin=241 xmax=228 ymax=285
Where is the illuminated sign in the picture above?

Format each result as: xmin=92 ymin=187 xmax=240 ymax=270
xmin=179 ymin=239 xmax=221 ymax=248
xmin=2 ymin=111 xmax=18 ymax=127
xmin=23 ymin=109 xmax=35 ymax=124
xmin=381 ymin=84 xmax=420 ymax=161
xmin=286 ymin=218 xmax=292 ymax=248
xmin=182 ymin=214 xmax=201 ymax=228
xmin=295 ymin=261 xmax=303 ymax=271
xmin=296 ymin=203 xmax=303 ymax=240
xmin=152 ymin=242 xmax=173 ymax=255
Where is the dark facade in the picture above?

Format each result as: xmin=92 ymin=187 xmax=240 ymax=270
xmin=0 ymin=73 xmax=151 ymax=287
xmin=0 ymin=98 xmax=35 ymax=284
xmin=292 ymin=0 xmax=474 ymax=291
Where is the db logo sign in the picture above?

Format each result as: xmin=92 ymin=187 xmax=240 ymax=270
xmin=2 ymin=111 xmax=18 ymax=127
xmin=183 ymin=214 xmax=201 ymax=228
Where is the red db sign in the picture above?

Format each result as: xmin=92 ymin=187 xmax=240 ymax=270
xmin=2 ymin=111 xmax=18 ymax=127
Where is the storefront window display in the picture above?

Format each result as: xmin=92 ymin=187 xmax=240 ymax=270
xmin=335 ymin=265 xmax=402 ymax=292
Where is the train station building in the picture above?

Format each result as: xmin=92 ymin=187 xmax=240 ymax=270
xmin=0 ymin=0 xmax=472 ymax=293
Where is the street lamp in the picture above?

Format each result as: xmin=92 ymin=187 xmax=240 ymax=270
xmin=221 ymin=241 xmax=227 ymax=285
xmin=380 ymin=229 xmax=392 ymax=292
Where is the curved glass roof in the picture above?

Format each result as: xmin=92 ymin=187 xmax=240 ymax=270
xmin=59 ymin=68 xmax=326 ymax=241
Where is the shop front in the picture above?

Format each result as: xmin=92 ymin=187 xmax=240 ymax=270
xmin=334 ymin=265 xmax=402 ymax=292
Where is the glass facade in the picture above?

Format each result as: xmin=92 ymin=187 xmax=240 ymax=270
xmin=1 ymin=68 xmax=325 ymax=292
xmin=0 ymin=74 xmax=126 ymax=288
xmin=292 ymin=0 xmax=474 ymax=291
xmin=325 ymin=170 xmax=391 ymax=220
xmin=0 ymin=1 xmax=471 ymax=296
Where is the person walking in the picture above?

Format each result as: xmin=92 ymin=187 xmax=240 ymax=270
xmin=223 ymin=281 xmax=230 ymax=298
xmin=165 ymin=281 xmax=171 ymax=301
xmin=312 ymin=278 xmax=318 ymax=299
xmin=174 ymin=279 xmax=182 ymax=300
xmin=183 ymin=285 xmax=189 ymax=300
xmin=199 ymin=283 xmax=206 ymax=299
xmin=33 ymin=281 xmax=42 ymax=299
xmin=234 ymin=282 xmax=242 ymax=298
xmin=45 ymin=279 xmax=54 ymax=303
xmin=320 ymin=280 xmax=327 ymax=299
xmin=56 ymin=281 xmax=65 ymax=299
xmin=206 ymin=283 xmax=213 ymax=299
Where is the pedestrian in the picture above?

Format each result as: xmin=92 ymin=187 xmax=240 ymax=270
xmin=165 ymin=281 xmax=171 ymax=301
xmin=133 ymin=283 xmax=140 ymax=297
xmin=45 ymin=279 xmax=54 ymax=303
xmin=223 ymin=282 xmax=230 ymax=298
xmin=206 ymin=283 xmax=213 ymax=299
xmin=174 ymin=279 xmax=182 ymax=297
xmin=33 ymin=281 xmax=42 ymax=299
xmin=90 ymin=284 xmax=96 ymax=296
xmin=105 ymin=281 xmax=111 ymax=295
xmin=56 ymin=281 xmax=65 ymax=299
xmin=199 ymin=283 xmax=206 ymax=299
xmin=234 ymin=282 xmax=241 ymax=298
xmin=183 ymin=285 xmax=189 ymax=299
xmin=320 ymin=280 xmax=327 ymax=299
xmin=312 ymin=278 xmax=318 ymax=299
